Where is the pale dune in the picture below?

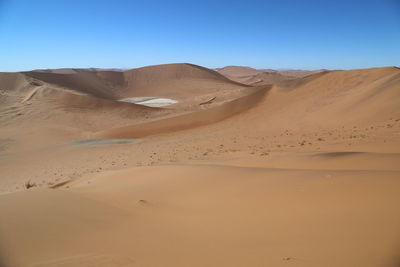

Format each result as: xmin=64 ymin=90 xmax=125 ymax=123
xmin=0 ymin=64 xmax=399 ymax=267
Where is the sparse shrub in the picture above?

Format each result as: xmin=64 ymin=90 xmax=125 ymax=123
xmin=25 ymin=180 xmax=36 ymax=189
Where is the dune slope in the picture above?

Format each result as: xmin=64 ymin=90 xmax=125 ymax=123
xmin=1 ymin=164 xmax=400 ymax=267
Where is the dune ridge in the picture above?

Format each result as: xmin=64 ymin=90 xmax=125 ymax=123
xmin=215 ymin=65 xmax=326 ymax=85
xmin=94 ymin=86 xmax=269 ymax=138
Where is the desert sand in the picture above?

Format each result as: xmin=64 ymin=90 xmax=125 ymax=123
xmin=0 ymin=63 xmax=400 ymax=267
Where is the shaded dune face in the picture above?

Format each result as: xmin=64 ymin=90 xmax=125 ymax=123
xmin=0 ymin=73 xmax=29 ymax=92
xmin=24 ymin=70 xmax=125 ymax=99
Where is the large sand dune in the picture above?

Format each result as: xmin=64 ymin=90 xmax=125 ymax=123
xmin=2 ymin=164 xmax=400 ymax=267
xmin=0 ymin=64 xmax=399 ymax=267
xmin=25 ymin=63 xmax=248 ymax=101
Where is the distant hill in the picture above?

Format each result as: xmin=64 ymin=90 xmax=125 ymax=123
xmin=215 ymin=65 xmax=326 ymax=85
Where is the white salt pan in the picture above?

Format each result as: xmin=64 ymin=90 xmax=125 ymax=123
xmin=119 ymin=97 xmax=178 ymax=107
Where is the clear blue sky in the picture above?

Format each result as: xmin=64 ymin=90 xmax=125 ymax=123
xmin=0 ymin=0 xmax=399 ymax=71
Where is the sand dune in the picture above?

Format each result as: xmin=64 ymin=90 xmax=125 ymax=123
xmin=215 ymin=65 xmax=269 ymax=76
xmin=215 ymin=65 xmax=326 ymax=85
xmin=234 ymin=71 xmax=297 ymax=85
xmin=96 ymin=66 xmax=400 ymax=138
xmin=1 ymin=164 xmax=400 ymax=267
xmin=0 ymin=64 xmax=400 ymax=267
xmin=0 ymin=63 xmax=252 ymax=153
xmin=94 ymin=86 xmax=268 ymax=138
xmin=25 ymin=63 xmax=248 ymax=101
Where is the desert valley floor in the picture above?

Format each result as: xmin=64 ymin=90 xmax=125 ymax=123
xmin=0 ymin=63 xmax=399 ymax=267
